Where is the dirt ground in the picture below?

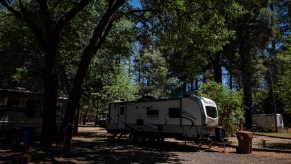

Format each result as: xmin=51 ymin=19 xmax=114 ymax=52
xmin=0 ymin=126 xmax=291 ymax=163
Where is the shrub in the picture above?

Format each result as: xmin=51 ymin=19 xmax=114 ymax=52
xmin=198 ymin=81 xmax=244 ymax=135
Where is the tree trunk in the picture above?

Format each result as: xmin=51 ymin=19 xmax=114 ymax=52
xmin=59 ymin=0 xmax=125 ymax=146
xmin=73 ymin=104 xmax=80 ymax=135
xmin=239 ymin=41 xmax=253 ymax=130
xmin=194 ymin=77 xmax=199 ymax=91
xmin=182 ymin=81 xmax=187 ymax=93
xmin=94 ymin=98 xmax=100 ymax=127
xmin=289 ymin=4 xmax=291 ymax=18
xmin=60 ymin=49 xmax=95 ymax=146
xmin=212 ymin=54 xmax=222 ymax=83
xmin=242 ymin=80 xmax=252 ymax=129
xmin=61 ymin=38 xmax=107 ymax=143
xmin=189 ymin=78 xmax=195 ymax=92
xmin=229 ymin=70 xmax=233 ymax=90
xmin=41 ymin=38 xmax=59 ymax=147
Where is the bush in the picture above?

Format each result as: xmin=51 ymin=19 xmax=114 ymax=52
xmin=198 ymin=81 xmax=244 ymax=135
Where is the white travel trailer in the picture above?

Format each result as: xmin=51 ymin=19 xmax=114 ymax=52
xmin=0 ymin=89 xmax=67 ymax=135
xmin=252 ymin=114 xmax=284 ymax=131
xmin=107 ymin=96 xmax=224 ymax=143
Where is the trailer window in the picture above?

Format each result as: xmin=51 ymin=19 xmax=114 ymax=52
xmin=147 ymin=109 xmax=159 ymax=118
xmin=169 ymin=108 xmax=181 ymax=118
xmin=206 ymin=106 xmax=218 ymax=118
xmin=147 ymin=109 xmax=159 ymax=115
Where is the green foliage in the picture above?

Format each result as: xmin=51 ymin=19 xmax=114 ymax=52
xmin=76 ymin=15 xmax=136 ymax=117
xmin=103 ymin=65 xmax=138 ymax=101
xmin=0 ymin=11 xmax=43 ymax=90
xmin=220 ymin=0 xmax=275 ymax=128
xmin=87 ymin=65 xmax=138 ymax=115
xmin=252 ymin=90 xmax=269 ymax=113
xmin=276 ymin=37 xmax=291 ymax=114
xmin=142 ymin=0 xmax=242 ymax=82
xmin=198 ymin=82 xmax=244 ymax=134
xmin=134 ymin=50 xmax=177 ymax=98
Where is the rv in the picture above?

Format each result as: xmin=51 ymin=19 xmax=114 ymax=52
xmin=107 ymin=96 xmax=224 ymax=143
xmin=0 ymin=89 xmax=67 ymax=136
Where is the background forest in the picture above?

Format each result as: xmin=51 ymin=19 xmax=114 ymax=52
xmin=0 ymin=0 xmax=290 ymax=146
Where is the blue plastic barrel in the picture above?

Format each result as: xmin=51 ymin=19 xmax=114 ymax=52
xmin=23 ymin=127 xmax=35 ymax=146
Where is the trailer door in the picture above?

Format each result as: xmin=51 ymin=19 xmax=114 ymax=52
xmin=118 ymin=105 xmax=126 ymax=130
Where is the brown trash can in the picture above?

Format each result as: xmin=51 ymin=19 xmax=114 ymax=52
xmin=236 ymin=131 xmax=254 ymax=154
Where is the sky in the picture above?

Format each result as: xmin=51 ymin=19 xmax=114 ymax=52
xmin=131 ymin=0 xmax=141 ymax=8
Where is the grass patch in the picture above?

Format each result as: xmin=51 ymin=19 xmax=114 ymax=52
xmin=256 ymin=131 xmax=291 ymax=138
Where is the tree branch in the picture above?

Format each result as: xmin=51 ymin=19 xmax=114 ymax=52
xmin=35 ymin=0 xmax=54 ymax=35
xmin=127 ymin=9 xmax=157 ymax=13
xmin=92 ymin=18 xmax=116 ymax=54
xmin=85 ymin=0 xmax=125 ymax=54
xmin=0 ymin=0 xmax=46 ymax=47
xmin=108 ymin=0 xmax=115 ymax=9
xmin=18 ymin=0 xmax=28 ymax=16
xmin=55 ymin=0 xmax=92 ymax=34
xmin=0 ymin=0 xmax=23 ymax=20
xmin=289 ymin=4 xmax=291 ymax=18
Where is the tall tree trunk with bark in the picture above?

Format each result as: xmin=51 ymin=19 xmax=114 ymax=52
xmin=41 ymin=33 xmax=59 ymax=146
xmin=229 ymin=70 xmax=233 ymax=90
xmin=60 ymin=0 xmax=126 ymax=146
xmin=239 ymin=41 xmax=253 ymax=129
xmin=212 ymin=54 xmax=222 ymax=84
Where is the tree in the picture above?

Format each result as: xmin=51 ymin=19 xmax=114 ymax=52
xmin=103 ymin=65 xmax=138 ymax=101
xmin=199 ymin=82 xmax=244 ymax=135
xmin=276 ymin=37 xmax=291 ymax=116
xmin=56 ymin=0 xmax=127 ymax=146
xmin=135 ymin=0 xmax=242 ymax=93
xmin=0 ymin=11 xmax=43 ymax=90
xmin=0 ymin=0 xmax=163 ymax=147
xmin=272 ymin=0 xmax=291 ymax=126
xmin=60 ymin=16 xmax=135 ymax=130
xmin=134 ymin=49 xmax=175 ymax=98
xmin=220 ymin=0 xmax=274 ymax=129
xmin=0 ymin=0 xmax=92 ymax=146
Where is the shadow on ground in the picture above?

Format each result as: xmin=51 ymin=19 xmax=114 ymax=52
xmin=265 ymin=142 xmax=291 ymax=150
xmin=55 ymin=139 xmax=197 ymax=163
xmin=52 ymin=135 xmax=203 ymax=163
xmin=0 ymin=135 xmax=201 ymax=163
